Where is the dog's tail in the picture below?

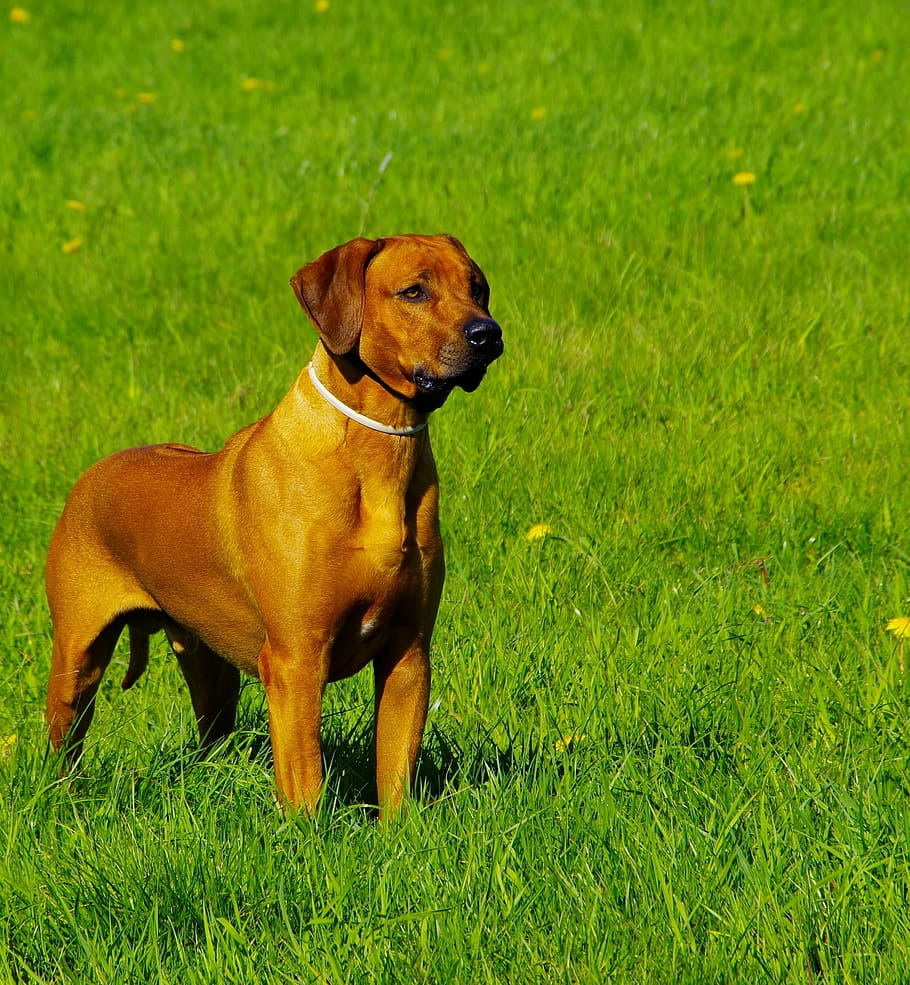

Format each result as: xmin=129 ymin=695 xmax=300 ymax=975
xmin=122 ymin=626 xmax=150 ymax=689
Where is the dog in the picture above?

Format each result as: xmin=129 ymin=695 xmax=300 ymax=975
xmin=45 ymin=234 xmax=503 ymax=818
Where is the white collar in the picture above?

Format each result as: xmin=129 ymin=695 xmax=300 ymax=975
xmin=307 ymin=363 xmax=428 ymax=437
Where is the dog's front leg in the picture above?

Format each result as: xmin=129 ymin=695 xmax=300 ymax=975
xmin=373 ymin=640 xmax=431 ymax=820
xmin=258 ymin=639 xmax=327 ymax=816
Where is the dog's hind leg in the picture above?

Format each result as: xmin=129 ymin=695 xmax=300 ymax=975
xmin=46 ymin=618 xmax=123 ymax=768
xmin=175 ymin=641 xmax=241 ymax=747
xmin=121 ymin=623 xmax=151 ymax=690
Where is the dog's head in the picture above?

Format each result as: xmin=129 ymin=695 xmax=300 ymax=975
xmin=291 ymin=234 xmax=503 ymax=412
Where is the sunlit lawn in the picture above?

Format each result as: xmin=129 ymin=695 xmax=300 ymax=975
xmin=2 ymin=1 xmax=910 ymax=981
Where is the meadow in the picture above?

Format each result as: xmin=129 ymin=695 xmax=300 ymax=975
xmin=2 ymin=0 xmax=909 ymax=981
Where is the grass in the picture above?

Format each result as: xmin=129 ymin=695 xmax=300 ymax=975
xmin=2 ymin=0 xmax=910 ymax=980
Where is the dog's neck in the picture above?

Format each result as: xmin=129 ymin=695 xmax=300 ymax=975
xmin=307 ymin=363 xmax=427 ymax=437
xmin=304 ymin=345 xmax=429 ymax=437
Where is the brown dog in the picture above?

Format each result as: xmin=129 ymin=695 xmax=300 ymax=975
xmin=45 ymin=234 xmax=502 ymax=818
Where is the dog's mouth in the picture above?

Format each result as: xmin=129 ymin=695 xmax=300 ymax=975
xmin=412 ymin=355 xmax=500 ymax=413
xmin=409 ymin=319 xmax=503 ymax=413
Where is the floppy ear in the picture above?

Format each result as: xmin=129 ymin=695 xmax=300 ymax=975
xmin=290 ymin=237 xmax=384 ymax=354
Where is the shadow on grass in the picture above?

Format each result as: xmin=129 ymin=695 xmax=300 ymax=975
xmin=415 ymin=721 xmax=528 ymax=803
xmin=165 ymin=712 xmax=532 ymax=819
xmin=223 ymin=690 xmax=537 ymax=815
xmin=12 ymin=685 xmax=775 ymax=828
xmin=9 ymin=687 xmax=538 ymax=823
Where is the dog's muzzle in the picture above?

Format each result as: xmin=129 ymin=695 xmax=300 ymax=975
xmin=413 ymin=318 xmax=504 ymax=410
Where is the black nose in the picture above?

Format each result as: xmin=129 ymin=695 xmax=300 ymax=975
xmin=464 ymin=318 xmax=503 ymax=355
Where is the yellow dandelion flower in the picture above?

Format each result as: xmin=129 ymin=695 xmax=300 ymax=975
xmin=137 ymin=92 xmax=156 ymax=104
xmin=526 ymin=523 xmax=552 ymax=542
xmin=0 ymin=735 xmax=15 ymax=758
xmin=752 ymin=603 xmax=766 ymax=617
xmin=555 ymin=732 xmax=586 ymax=753
xmin=66 ymin=199 xmax=86 ymax=212
xmin=10 ymin=7 xmax=29 ymax=23
xmin=62 ymin=237 xmax=83 ymax=254
xmin=530 ymin=106 xmax=547 ymax=121
xmin=315 ymin=0 xmax=330 ymax=10
xmin=886 ymin=617 xmax=910 ymax=640
xmin=733 ymin=171 xmax=756 ymax=186
xmin=170 ymin=38 xmax=185 ymax=53
xmin=242 ymin=77 xmax=275 ymax=92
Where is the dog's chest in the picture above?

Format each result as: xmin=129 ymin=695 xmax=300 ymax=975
xmin=326 ymin=578 xmax=415 ymax=681
xmin=352 ymin=490 xmax=424 ymax=571
xmin=352 ymin=518 xmax=424 ymax=615
xmin=323 ymin=516 xmax=434 ymax=681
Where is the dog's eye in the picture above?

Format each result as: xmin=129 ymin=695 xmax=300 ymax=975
xmin=398 ymin=284 xmax=427 ymax=302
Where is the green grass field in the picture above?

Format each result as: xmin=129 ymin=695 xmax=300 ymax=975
xmin=2 ymin=0 xmax=910 ymax=981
